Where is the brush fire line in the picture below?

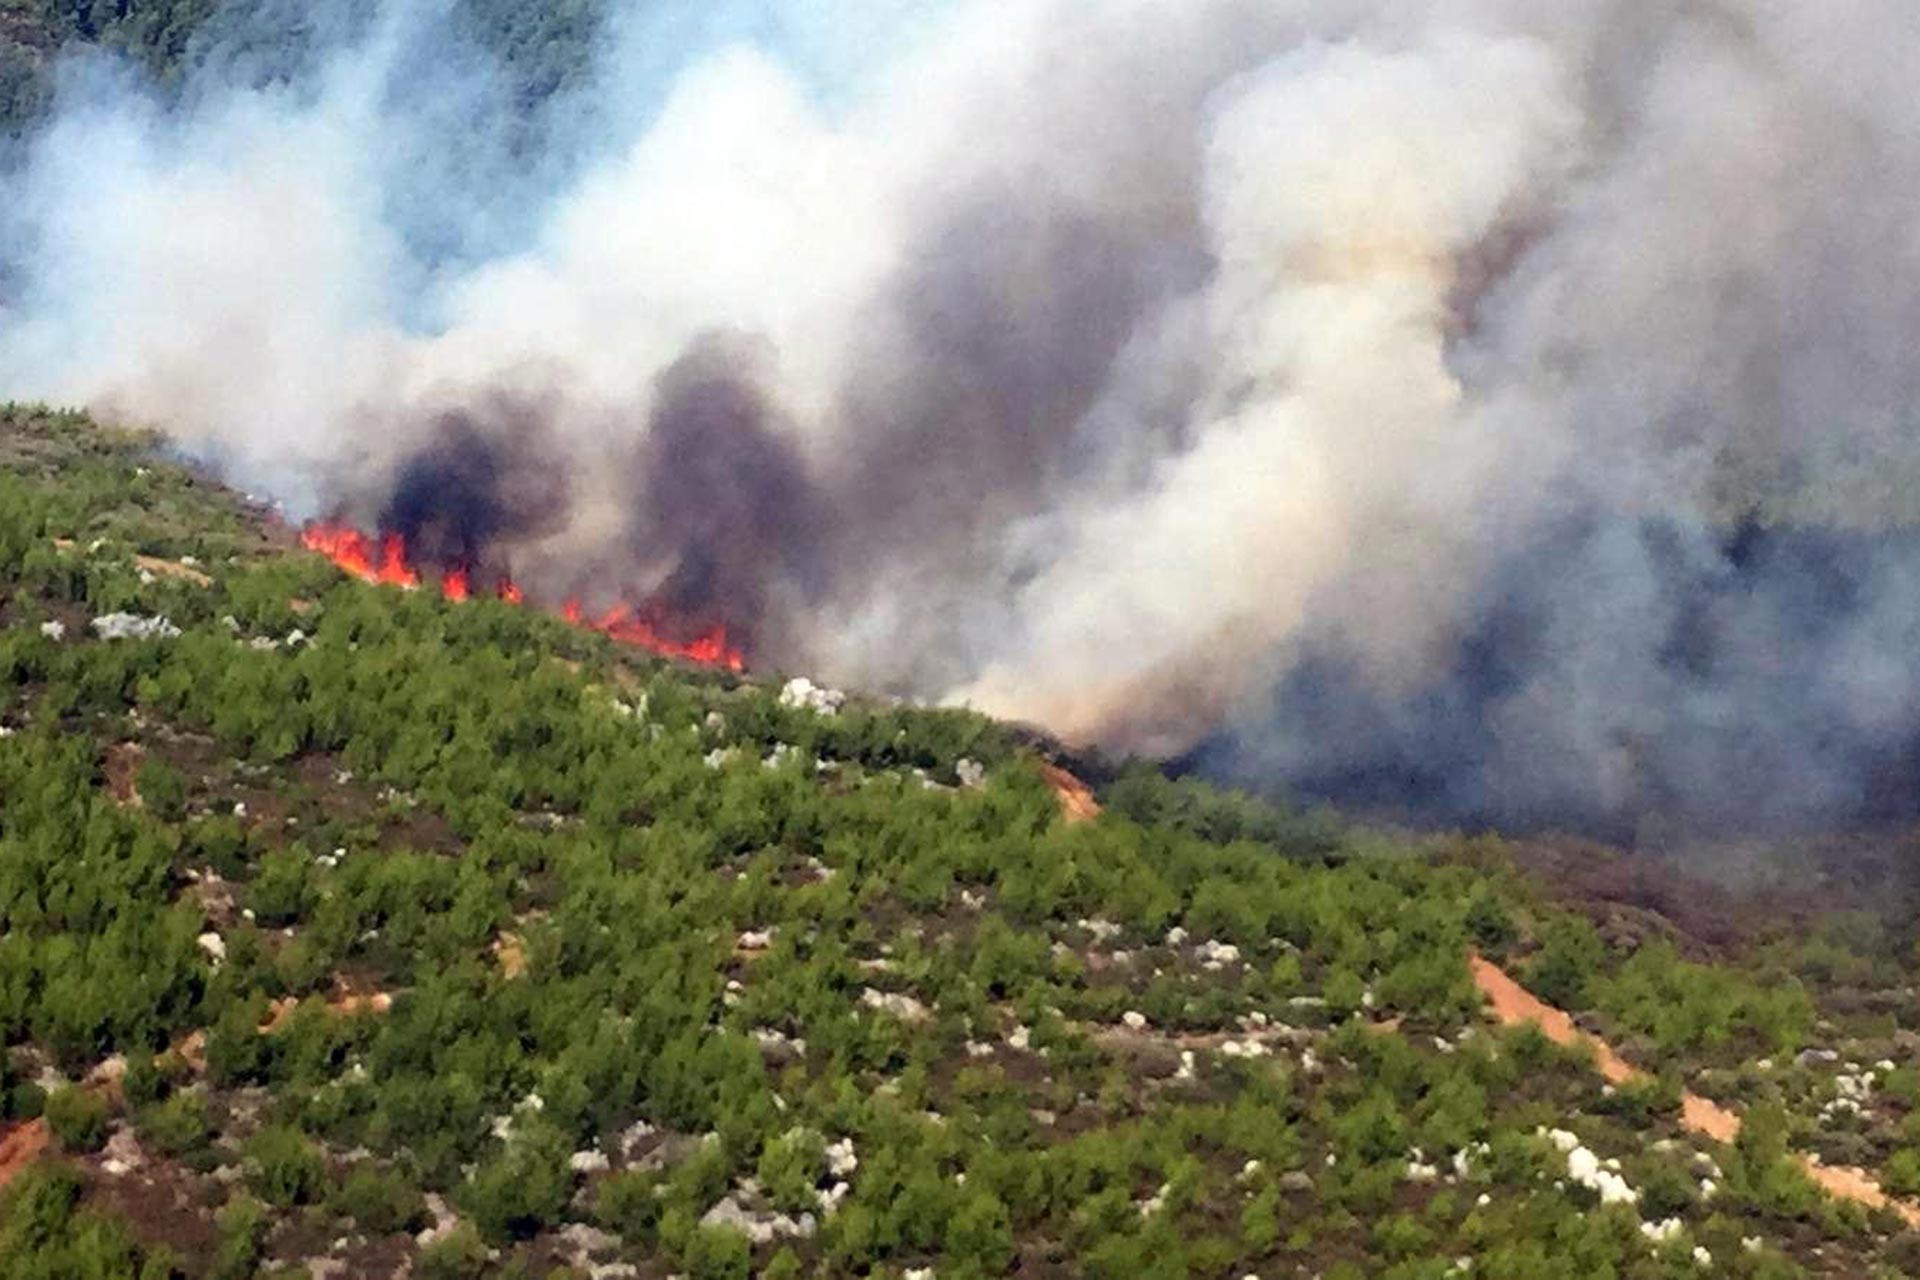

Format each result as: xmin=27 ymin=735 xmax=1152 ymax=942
xmin=301 ymin=521 xmax=745 ymax=671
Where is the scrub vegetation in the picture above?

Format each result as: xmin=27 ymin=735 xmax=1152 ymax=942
xmin=2 ymin=405 xmax=1920 ymax=1277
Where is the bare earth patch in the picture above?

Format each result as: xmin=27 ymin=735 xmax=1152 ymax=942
xmin=0 ymin=1118 xmax=50 ymax=1193
xmin=1469 ymin=952 xmax=1920 ymax=1227
xmin=103 ymin=741 xmax=146 ymax=808
xmin=50 ymin=539 xmax=213 ymax=588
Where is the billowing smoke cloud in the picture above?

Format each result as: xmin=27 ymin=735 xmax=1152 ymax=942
xmin=5 ymin=0 xmax=1920 ymax=837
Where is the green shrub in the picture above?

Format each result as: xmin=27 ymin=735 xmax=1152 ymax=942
xmin=762 ymin=1248 xmax=804 ymax=1280
xmin=210 ymin=1196 xmax=270 ymax=1280
xmin=248 ymin=848 xmax=315 ymax=929
xmin=755 ymin=1128 xmax=826 ymax=1215
xmin=459 ymin=1120 xmax=573 ymax=1242
xmin=2 ymin=1053 xmax=46 ymax=1121
xmin=683 ymin=1225 xmax=752 ymax=1280
xmin=333 ymin=1164 xmax=427 ymax=1234
xmin=1525 ymin=916 xmax=1604 ymax=1009
xmin=1884 ymin=1148 xmax=1920 ymax=1198
xmin=415 ymin=1224 xmax=491 ymax=1280
xmin=120 ymin=1051 xmax=167 ymax=1109
xmin=135 ymin=758 xmax=189 ymax=821
xmin=947 ymin=1186 xmax=1016 ymax=1272
xmin=595 ymin=1169 xmax=666 ymax=1245
xmin=0 ymin=1163 xmax=172 ymax=1279
xmin=44 ymin=1085 xmax=110 ymax=1153
xmin=245 ymin=1126 xmax=326 ymax=1207
xmin=138 ymin=1092 xmax=212 ymax=1157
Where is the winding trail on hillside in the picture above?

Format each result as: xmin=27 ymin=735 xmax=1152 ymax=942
xmin=1469 ymin=953 xmax=1920 ymax=1227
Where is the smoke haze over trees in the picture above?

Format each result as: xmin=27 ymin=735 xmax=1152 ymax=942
xmin=6 ymin=0 xmax=1920 ymax=836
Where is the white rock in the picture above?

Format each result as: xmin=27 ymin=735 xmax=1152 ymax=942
xmin=557 ymin=1223 xmax=620 ymax=1258
xmin=415 ymin=1194 xmax=460 ymax=1247
xmin=1122 ymin=1011 xmax=1149 ymax=1031
xmin=1197 ymin=939 xmax=1242 ymax=965
xmin=38 ymin=620 xmax=65 ymax=640
xmin=826 ymin=1138 xmax=859 ymax=1179
xmin=859 ymin=989 xmax=930 ymax=1023
xmin=91 ymin=613 xmax=181 ymax=641
xmin=569 ymin=1149 xmax=610 ymax=1174
xmin=701 ymin=1196 xmax=816 ymax=1245
xmin=196 ymin=932 xmax=226 ymax=963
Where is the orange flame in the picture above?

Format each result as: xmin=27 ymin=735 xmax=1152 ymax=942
xmin=301 ymin=521 xmax=745 ymax=672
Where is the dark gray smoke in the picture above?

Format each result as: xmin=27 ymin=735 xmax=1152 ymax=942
xmin=631 ymin=334 xmax=824 ymax=645
xmin=6 ymin=0 xmax=1920 ymax=837
xmin=379 ymin=402 xmax=573 ymax=574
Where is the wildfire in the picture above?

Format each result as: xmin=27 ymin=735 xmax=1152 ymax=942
xmin=299 ymin=521 xmax=745 ymax=672
xmin=299 ymin=523 xmax=418 ymax=589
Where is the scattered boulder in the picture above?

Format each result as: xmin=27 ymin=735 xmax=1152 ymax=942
xmin=91 ymin=613 xmax=181 ymax=641
xmin=700 ymin=1195 xmax=817 ymax=1244
xmin=860 ymin=989 xmax=930 ymax=1023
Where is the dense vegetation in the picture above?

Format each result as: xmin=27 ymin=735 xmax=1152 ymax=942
xmin=0 ymin=0 xmax=606 ymax=138
xmin=0 ymin=403 xmax=1918 ymax=1278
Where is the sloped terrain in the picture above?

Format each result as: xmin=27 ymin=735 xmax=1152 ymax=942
xmin=2 ymin=404 xmax=1920 ymax=1279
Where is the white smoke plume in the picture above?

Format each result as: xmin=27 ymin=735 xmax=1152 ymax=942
xmin=6 ymin=0 xmax=1920 ymax=835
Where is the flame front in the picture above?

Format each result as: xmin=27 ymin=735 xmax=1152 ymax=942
xmin=300 ymin=521 xmax=745 ymax=671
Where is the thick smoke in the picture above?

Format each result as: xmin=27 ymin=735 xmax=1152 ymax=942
xmin=5 ymin=0 xmax=1920 ymax=837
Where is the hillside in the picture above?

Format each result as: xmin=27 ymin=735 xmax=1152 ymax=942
xmin=2 ymin=403 xmax=1920 ymax=1279
xmin=0 ymin=0 xmax=603 ymax=138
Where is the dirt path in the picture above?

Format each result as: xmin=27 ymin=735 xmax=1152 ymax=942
xmin=1469 ymin=953 xmax=1920 ymax=1226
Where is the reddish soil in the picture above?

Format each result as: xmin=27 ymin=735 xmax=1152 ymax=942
xmin=1469 ymin=952 xmax=1920 ymax=1227
xmin=0 ymin=1118 xmax=50 ymax=1193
